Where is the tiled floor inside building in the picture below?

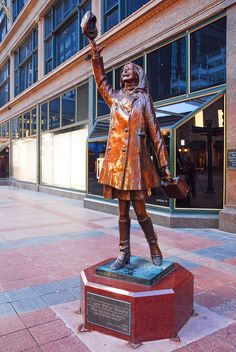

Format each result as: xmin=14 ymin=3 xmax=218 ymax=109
xmin=0 ymin=186 xmax=235 ymax=351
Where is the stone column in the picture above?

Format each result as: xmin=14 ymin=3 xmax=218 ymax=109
xmin=91 ymin=0 xmax=102 ymax=36
xmin=37 ymin=16 xmax=44 ymax=80
xmin=219 ymin=1 xmax=236 ymax=233
xmin=9 ymin=52 xmax=14 ymax=100
xmin=88 ymin=75 xmax=96 ymax=134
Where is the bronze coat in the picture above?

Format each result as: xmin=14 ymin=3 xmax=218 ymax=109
xmin=92 ymin=57 xmax=169 ymax=194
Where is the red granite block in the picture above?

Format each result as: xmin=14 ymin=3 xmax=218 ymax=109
xmin=23 ymin=348 xmax=41 ymax=352
xmin=0 ymin=329 xmax=37 ymax=352
xmin=194 ymin=277 xmax=226 ymax=290
xmin=29 ymin=319 xmax=72 ymax=345
xmin=224 ymin=258 xmax=236 ymax=266
xmin=40 ymin=336 xmax=91 ymax=352
xmin=0 ymin=316 xmax=25 ymax=336
xmin=20 ymin=308 xmax=58 ymax=328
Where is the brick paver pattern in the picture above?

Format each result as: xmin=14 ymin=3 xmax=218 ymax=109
xmin=0 ymin=187 xmax=235 ymax=351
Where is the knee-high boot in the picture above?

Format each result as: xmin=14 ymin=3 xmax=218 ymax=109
xmin=110 ymin=218 xmax=131 ymax=270
xmin=138 ymin=216 xmax=163 ymax=266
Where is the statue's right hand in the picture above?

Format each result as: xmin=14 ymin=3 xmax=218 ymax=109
xmin=90 ymin=40 xmax=104 ymax=59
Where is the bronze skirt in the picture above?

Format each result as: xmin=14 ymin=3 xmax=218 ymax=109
xmin=103 ymin=185 xmax=147 ymax=200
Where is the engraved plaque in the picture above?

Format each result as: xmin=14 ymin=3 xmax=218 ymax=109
xmin=228 ymin=150 xmax=236 ymax=169
xmin=86 ymin=292 xmax=131 ymax=335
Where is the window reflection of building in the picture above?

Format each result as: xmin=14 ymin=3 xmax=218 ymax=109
xmin=176 ymin=96 xmax=224 ymax=209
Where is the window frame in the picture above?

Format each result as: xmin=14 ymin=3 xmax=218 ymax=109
xmin=0 ymin=60 xmax=10 ymax=107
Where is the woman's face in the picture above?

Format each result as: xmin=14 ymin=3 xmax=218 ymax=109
xmin=121 ymin=64 xmax=138 ymax=85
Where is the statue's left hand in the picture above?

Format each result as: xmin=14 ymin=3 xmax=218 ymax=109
xmin=163 ymin=166 xmax=172 ymax=181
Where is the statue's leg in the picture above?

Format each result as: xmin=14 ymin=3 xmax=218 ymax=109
xmin=110 ymin=199 xmax=131 ymax=270
xmin=132 ymin=199 xmax=163 ymax=266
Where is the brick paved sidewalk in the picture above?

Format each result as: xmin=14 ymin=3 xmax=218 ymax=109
xmin=0 ymin=187 xmax=235 ymax=352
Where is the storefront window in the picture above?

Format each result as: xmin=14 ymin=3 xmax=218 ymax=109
xmin=23 ymin=111 xmax=31 ymax=137
xmin=62 ymin=89 xmax=76 ymax=126
xmin=49 ymin=97 xmax=60 ymax=130
xmin=0 ymin=122 xmax=9 ymax=178
xmin=12 ymin=137 xmax=37 ymax=182
xmin=31 ymin=108 xmax=37 ymax=135
xmin=97 ymin=71 xmax=113 ymax=117
xmin=147 ymin=37 xmax=186 ymax=102
xmin=176 ymin=96 xmax=224 ymax=209
xmin=77 ymin=83 xmax=89 ymax=122
xmin=88 ymin=141 xmax=107 ymax=196
xmin=41 ymin=103 xmax=48 ymax=132
xmin=190 ymin=17 xmax=226 ymax=92
xmin=41 ymin=127 xmax=87 ymax=190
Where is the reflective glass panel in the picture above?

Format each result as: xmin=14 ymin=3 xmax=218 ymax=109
xmin=45 ymin=11 xmax=52 ymax=38
xmin=106 ymin=8 xmax=119 ymax=31
xmin=190 ymin=17 xmax=226 ymax=92
xmin=126 ymin=0 xmax=150 ymax=16
xmin=80 ymin=1 xmax=92 ymax=48
xmin=97 ymin=71 xmax=113 ymax=117
xmin=105 ymin=0 xmax=118 ymax=11
xmin=41 ymin=103 xmax=48 ymax=132
xmin=176 ymin=96 xmax=224 ymax=209
xmin=56 ymin=17 xmax=78 ymax=66
xmin=77 ymin=83 xmax=89 ymax=122
xmin=20 ymin=60 xmax=33 ymax=91
xmin=88 ymin=141 xmax=107 ymax=196
xmin=31 ymin=108 xmax=37 ymax=135
xmin=62 ymin=89 xmax=76 ymax=126
xmin=0 ymin=82 xmax=9 ymax=107
xmin=23 ymin=111 xmax=31 ymax=137
xmin=49 ymin=98 xmax=60 ymax=130
xmin=146 ymin=131 xmax=170 ymax=207
xmin=147 ymin=37 xmax=186 ymax=101
xmin=12 ymin=118 xmax=18 ymax=139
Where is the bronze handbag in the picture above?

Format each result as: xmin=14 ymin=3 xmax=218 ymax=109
xmin=161 ymin=177 xmax=190 ymax=199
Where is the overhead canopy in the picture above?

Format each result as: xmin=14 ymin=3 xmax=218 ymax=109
xmin=88 ymin=92 xmax=224 ymax=140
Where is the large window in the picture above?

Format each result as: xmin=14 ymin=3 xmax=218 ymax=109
xmin=41 ymin=127 xmax=87 ymax=190
xmin=40 ymin=82 xmax=88 ymax=132
xmin=14 ymin=30 xmax=38 ymax=96
xmin=12 ymin=0 xmax=27 ymax=21
xmin=44 ymin=0 xmax=91 ymax=74
xmin=0 ymin=61 xmax=10 ymax=107
xmin=190 ymin=17 xmax=226 ymax=92
xmin=103 ymin=0 xmax=150 ymax=32
xmin=0 ymin=3 xmax=10 ymax=43
xmin=147 ymin=37 xmax=186 ymax=101
xmin=11 ymin=108 xmax=37 ymax=183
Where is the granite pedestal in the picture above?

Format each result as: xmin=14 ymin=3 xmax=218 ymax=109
xmin=80 ymin=256 xmax=194 ymax=345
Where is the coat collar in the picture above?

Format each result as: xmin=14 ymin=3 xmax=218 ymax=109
xmin=117 ymin=91 xmax=139 ymax=112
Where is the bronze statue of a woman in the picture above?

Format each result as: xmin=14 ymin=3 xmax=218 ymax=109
xmin=82 ymin=12 xmax=171 ymax=270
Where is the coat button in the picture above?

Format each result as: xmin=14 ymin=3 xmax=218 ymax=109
xmin=108 ymin=146 xmax=112 ymax=150
xmin=125 ymin=127 xmax=128 ymax=132
xmin=111 ymin=126 xmax=115 ymax=130
xmin=122 ymin=147 xmax=127 ymax=152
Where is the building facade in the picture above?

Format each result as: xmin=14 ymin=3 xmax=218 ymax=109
xmin=0 ymin=0 xmax=235 ymax=232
